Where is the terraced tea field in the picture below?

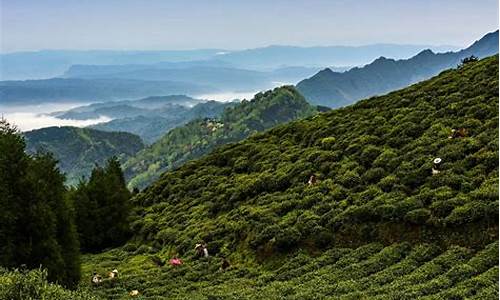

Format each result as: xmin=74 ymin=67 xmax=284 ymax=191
xmin=82 ymin=241 xmax=498 ymax=299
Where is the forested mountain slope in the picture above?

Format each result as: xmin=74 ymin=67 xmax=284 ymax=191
xmin=297 ymin=30 xmax=498 ymax=107
xmin=124 ymin=86 xmax=317 ymax=189
xmin=83 ymin=56 xmax=498 ymax=299
xmin=89 ymin=101 xmax=235 ymax=144
xmin=24 ymin=127 xmax=144 ymax=185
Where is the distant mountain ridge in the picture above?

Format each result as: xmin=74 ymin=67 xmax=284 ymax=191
xmin=297 ymin=30 xmax=499 ymax=107
xmin=0 ymin=78 xmax=214 ymax=105
xmin=0 ymin=49 xmax=224 ymax=80
xmin=63 ymin=65 xmax=319 ymax=92
xmin=1 ymin=44 xmax=458 ymax=80
xmin=0 ymin=42 xmax=464 ymax=104
xmin=52 ymin=95 xmax=202 ymax=120
xmin=214 ymin=43 xmax=458 ymax=69
xmin=24 ymin=126 xmax=144 ymax=185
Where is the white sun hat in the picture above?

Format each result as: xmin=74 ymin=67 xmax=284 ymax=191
xmin=433 ymin=158 xmax=442 ymax=164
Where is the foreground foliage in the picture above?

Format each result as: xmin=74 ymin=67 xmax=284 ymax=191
xmin=0 ymin=268 xmax=97 ymax=300
xmin=83 ymin=56 xmax=498 ymax=298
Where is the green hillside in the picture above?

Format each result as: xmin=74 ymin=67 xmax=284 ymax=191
xmin=24 ymin=127 xmax=144 ymax=185
xmin=83 ymin=56 xmax=498 ymax=299
xmin=124 ymin=86 xmax=317 ymax=189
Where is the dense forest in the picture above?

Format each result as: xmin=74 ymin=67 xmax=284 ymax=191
xmin=124 ymin=86 xmax=318 ymax=189
xmin=80 ymin=56 xmax=498 ymax=298
xmin=0 ymin=119 xmax=81 ymax=288
xmin=24 ymin=127 xmax=144 ymax=185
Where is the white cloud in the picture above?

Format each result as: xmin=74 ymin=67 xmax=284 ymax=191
xmin=0 ymin=103 xmax=112 ymax=131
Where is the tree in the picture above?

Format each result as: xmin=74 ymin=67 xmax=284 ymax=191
xmin=27 ymin=153 xmax=81 ymax=287
xmin=0 ymin=118 xmax=80 ymax=288
xmin=459 ymin=55 xmax=478 ymax=68
xmin=73 ymin=157 xmax=131 ymax=252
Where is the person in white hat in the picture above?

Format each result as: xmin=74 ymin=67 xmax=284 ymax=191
xmin=432 ymin=158 xmax=442 ymax=175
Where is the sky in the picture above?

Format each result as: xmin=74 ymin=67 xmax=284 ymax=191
xmin=1 ymin=0 xmax=498 ymax=52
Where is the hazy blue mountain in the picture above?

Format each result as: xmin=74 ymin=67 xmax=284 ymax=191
xmin=128 ymin=95 xmax=202 ymax=108
xmin=52 ymin=95 xmax=202 ymax=120
xmin=215 ymin=44 xmax=458 ymax=69
xmin=1 ymin=44 xmax=457 ymax=80
xmin=0 ymin=49 xmax=224 ymax=80
xmin=297 ymin=30 xmax=499 ymax=107
xmin=64 ymin=65 xmax=320 ymax=91
xmin=24 ymin=126 xmax=144 ymax=185
xmin=0 ymin=78 xmax=214 ymax=105
xmin=65 ymin=66 xmax=272 ymax=91
xmin=62 ymin=60 xmax=235 ymax=78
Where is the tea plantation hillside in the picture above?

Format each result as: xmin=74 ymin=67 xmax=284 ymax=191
xmin=82 ymin=56 xmax=498 ymax=299
xmin=124 ymin=86 xmax=317 ymax=189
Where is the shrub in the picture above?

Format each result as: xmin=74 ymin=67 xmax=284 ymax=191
xmin=156 ymin=228 xmax=178 ymax=246
xmin=445 ymin=202 xmax=488 ymax=225
xmin=360 ymin=145 xmax=382 ymax=167
xmin=338 ymin=170 xmax=361 ymax=188
xmin=404 ymin=209 xmax=431 ymax=224
xmin=362 ymin=167 xmax=386 ymax=184
xmin=320 ymin=137 xmax=337 ymax=150
xmin=378 ymin=175 xmax=398 ymax=192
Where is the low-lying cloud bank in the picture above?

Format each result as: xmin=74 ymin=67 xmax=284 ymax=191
xmin=0 ymin=103 xmax=111 ymax=131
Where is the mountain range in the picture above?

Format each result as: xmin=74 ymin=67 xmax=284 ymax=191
xmin=0 ymin=44 xmax=458 ymax=80
xmin=0 ymin=34 xmax=489 ymax=106
xmin=62 ymin=64 xmax=320 ymax=94
xmin=297 ymin=30 xmax=499 ymax=107
xmin=0 ymin=78 xmax=214 ymax=105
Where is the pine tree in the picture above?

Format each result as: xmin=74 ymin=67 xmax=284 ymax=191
xmin=103 ymin=157 xmax=131 ymax=245
xmin=73 ymin=157 xmax=131 ymax=252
